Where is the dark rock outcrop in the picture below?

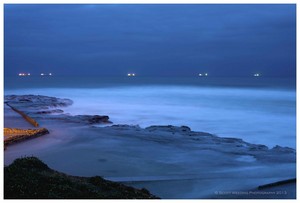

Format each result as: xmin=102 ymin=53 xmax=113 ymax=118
xmin=248 ymin=144 xmax=269 ymax=151
xmin=145 ymin=125 xmax=191 ymax=133
xmin=45 ymin=114 xmax=112 ymax=125
xmin=271 ymin=145 xmax=295 ymax=153
xmin=75 ymin=115 xmax=111 ymax=124
xmin=4 ymin=95 xmax=73 ymax=110
xmin=258 ymin=178 xmax=296 ymax=190
xmin=4 ymin=157 xmax=158 ymax=199
xmin=4 ymin=95 xmax=112 ymax=125
xmin=122 ymin=125 xmax=296 ymax=164
xmin=109 ymin=124 xmax=141 ymax=130
xmin=36 ymin=109 xmax=64 ymax=114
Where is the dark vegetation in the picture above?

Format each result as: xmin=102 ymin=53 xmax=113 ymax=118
xmin=4 ymin=157 xmax=158 ymax=199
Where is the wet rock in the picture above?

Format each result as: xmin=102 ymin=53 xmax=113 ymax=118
xmin=4 ymin=95 xmax=112 ymax=125
xmin=36 ymin=109 xmax=64 ymax=114
xmin=220 ymin=137 xmax=244 ymax=144
xmin=87 ymin=115 xmax=109 ymax=124
xmin=109 ymin=124 xmax=141 ymax=130
xmin=75 ymin=115 xmax=111 ymax=124
xmin=19 ymin=99 xmax=31 ymax=102
xmin=271 ymin=145 xmax=295 ymax=153
xmin=181 ymin=125 xmax=191 ymax=132
xmin=47 ymin=114 xmax=112 ymax=125
xmin=4 ymin=95 xmax=73 ymax=111
xmin=258 ymin=178 xmax=296 ymax=190
xmin=248 ymin=144 xmax=269 ymax=151
xmin=145 ymin=125 xmax=191 ymax=133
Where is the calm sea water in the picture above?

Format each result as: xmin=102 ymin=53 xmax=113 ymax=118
xmin=4 ymin=76 xmax=296 ymax=148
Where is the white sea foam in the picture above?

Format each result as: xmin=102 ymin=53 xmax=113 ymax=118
xmin=5 ymin=85 xmax=296 ymax=148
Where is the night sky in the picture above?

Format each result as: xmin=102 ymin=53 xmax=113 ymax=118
xmin=4 ymin=4 xmax=296 ymax=77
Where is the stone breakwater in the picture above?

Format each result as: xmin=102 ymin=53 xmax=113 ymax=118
xmin=4 ymin=95 xmax=112 ymax=149
xmin=5 ymin=102 xmax=39 ymax=127
xmin=4 ymin=128 xmax=49 ymax=148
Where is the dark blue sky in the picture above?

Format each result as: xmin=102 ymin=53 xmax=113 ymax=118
xmin=4 ymin=4 xmax=296 ymax=77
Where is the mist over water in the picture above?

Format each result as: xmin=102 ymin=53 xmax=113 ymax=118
xmin=4 ymin=77 xmax=296 ymax=148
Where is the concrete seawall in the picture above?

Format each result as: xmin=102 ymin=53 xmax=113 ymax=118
xmin=4 ymin=128 xmax=49 ymax=148
xmin=5 ymin=102 xmax=39 ymax=127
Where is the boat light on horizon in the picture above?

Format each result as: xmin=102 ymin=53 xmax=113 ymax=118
xmin=127 ymin=73 xmax=136 ymax=77
xmin=199 ymin=73 xmax=208 ymax=77
xmin=18 ymin=73 xmax=30 ymax=76
xmin=40 ymin=73 xmax=52 ymax=76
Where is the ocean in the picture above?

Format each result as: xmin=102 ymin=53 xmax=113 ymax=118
xmin=4 ymin=76 xmax=296 ymax=148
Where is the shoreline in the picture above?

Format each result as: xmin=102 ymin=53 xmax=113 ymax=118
xmin=4 ymin=84 xmax=296 ymax=149
xmin=3 ymin=95 xmax=296 ymax=199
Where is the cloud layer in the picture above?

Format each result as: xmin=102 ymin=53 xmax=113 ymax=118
xmin=4 ymin=4 xmax=296 ymax=77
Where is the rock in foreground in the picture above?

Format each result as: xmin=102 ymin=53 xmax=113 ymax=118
xmin=4 ymin=157 xmax=158 ymax=199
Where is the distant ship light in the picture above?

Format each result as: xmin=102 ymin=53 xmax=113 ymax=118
xmin=127 ymin=73 xmax=136 ymax=77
